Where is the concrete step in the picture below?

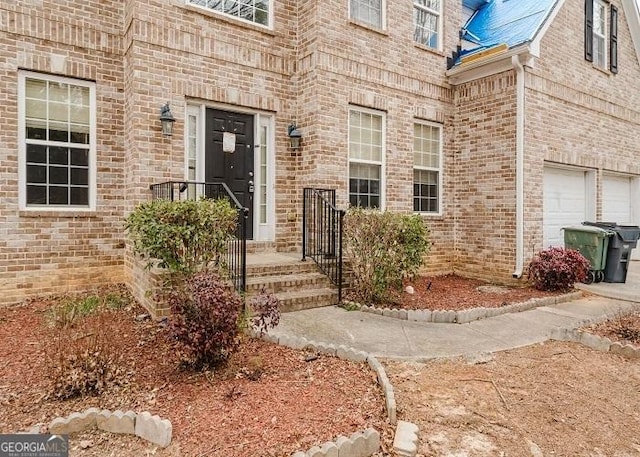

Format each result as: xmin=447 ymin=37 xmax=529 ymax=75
xmin=246 ymin=260 xmax=319 ymax=277
xmin=246 ymin=272 xmax=332 ymax=294
xmin=275 ymin=288 xmax=339 ymax=313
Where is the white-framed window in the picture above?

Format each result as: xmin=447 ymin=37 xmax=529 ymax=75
xmin=414 ymin=0 xmax=442 ymax=50
xmin=18 ymin=71 xmax=96 ymax=210
xmin=593 ymin=0 xmax=607 ymax=69
xmin=349 ymin=0 xmax=385 ymax=29
xmin=413 ymin=121 xmax=442 ymax=214
xmin=184 ymin=105 xmax=203 ymax=198
xmin=349 ymin=108 xmax=385 ymax=209
xmin=187 ymin=0 xmax=271 ymax=27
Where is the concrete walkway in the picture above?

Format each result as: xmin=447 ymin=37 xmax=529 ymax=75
xmin=270 ymin=297 xmax=637 ymax=360
xmin=270 ymin=264 xmax=640 ymax=361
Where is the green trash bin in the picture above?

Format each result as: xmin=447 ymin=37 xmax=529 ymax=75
xmin=562 ymin=225 xmax=613 ymax=284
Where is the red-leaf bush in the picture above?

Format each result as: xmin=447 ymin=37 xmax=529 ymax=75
xmin=168 ymin=272 xmax=243 ymax=369
xmin=248 ymin=288 xmax=281 ymax=336
xmin=528 ymin=247 xmax=590 ymax=292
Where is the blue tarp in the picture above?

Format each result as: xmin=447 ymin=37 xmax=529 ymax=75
xmin=462 ymin=0 xmax=558 ymax=49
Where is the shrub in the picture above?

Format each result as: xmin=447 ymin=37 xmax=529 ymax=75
xmin=168 ymin=272 xmax=243 ymax=369
xmin=344 ymin=208 xmax=430 ymax=303
xmin=528 ymin=247 xmax=590 ymax=292
xmin=46 ymin=288 xmax=130 ymax=328
xmin=43 ymin=298 xmax=127 ymax=399
xmin=125 ymin=198 xmax=238 ymax=277
xmin=248 ymin=288 xmax=281 ymax=336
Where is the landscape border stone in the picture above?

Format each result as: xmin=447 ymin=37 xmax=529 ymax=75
xmin=260 ymin=332 xmax=415 ymax=457
xmin=344 ymin=291 xmax=582 ymax=325
xmin=40 ymin=409 xmax=172 ymax=448
xmin=392 ymin=421 xmax=420 ymax=457
xmin=549 ymin=327 xmax=640 ymax=358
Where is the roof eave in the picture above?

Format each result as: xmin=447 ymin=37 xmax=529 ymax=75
xmin=446 ymin=44 xmax=536 ymax=85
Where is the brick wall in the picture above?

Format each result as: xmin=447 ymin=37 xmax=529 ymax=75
xmin=453 ymin=71 xmax=518 ymax=280
xmin=0 ymin=2 xmax=126 ymax=305
xmin=294 ymin=0 xmax=462 ymax=273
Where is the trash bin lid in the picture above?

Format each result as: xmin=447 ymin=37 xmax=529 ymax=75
xmin=562 ymin=225 xmax=613 ymax=236
xmin=612 ymin=225 xmax=640 ymax=242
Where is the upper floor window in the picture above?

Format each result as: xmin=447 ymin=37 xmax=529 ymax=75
xmin=350 ymin=0 xmax=384 ymax=29
xmin=188 ymin=0 xmax=270 ymax=27
xmin=349 ymin=108 xmax=385 ymax=209
xmin=585 ymin=0 xmax=618 ymax=73
xmin=414 ymin=0 xmax=442 ymax=50
xmin=19 ymin=72 xmax=96 ymax=210
xmin=413 ymin=121 xmax=442 ymax=214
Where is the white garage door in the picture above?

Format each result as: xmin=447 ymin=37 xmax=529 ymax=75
xmin=602 ymin=175 xmax=632 ymax=224
xmin=543 ymin=167 xmax=589 ymax=248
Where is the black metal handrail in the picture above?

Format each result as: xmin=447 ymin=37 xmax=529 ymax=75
xmin=149 ymin=181 xmax=248 ymax=294
xmin=302 ymin=188 xmax=345 ymax=302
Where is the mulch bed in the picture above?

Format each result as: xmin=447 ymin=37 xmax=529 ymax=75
xmin=0 ymin=293 xmax=387 ymax=456
xmin=374 ymin=274 xmax=564 ymax=311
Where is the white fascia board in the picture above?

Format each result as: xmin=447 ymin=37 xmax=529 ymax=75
xmin=530 ymin=0 xmax=566 ymax=56
xmin=446 ymin=45 xmax=535 ymax=85
xmin=621 ymin=0 xmax=640 ymax=67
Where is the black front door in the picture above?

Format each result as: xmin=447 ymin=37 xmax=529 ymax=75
xmin=205 ymin=109 xmax=254 ymax=239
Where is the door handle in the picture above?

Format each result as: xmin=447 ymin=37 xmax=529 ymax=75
xmin=248 ymin=180 xmax=255 ymax=193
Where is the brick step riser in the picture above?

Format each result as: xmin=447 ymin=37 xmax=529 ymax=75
xmin=278 ymin=293 xmax=338 ymax=313
xmin=246 ymin=276 xmax=333 ymax=295
xmin=246 ymin=262 xmax=319 ymax=277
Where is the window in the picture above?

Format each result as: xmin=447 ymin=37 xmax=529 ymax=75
xmin=350 ymin=0 xmax=384 ymax=29
xmin=585 ymin=0 xmax=618 ymax=73
xmin=414 ymin=0 xmax=441 ymax=50
xmin=19 ymin=72 xmax=95 ymax=210
xmin=413 ymin=122 xmax=441 ymax=213
xmin=593 ymin=0 xmax=607 ymax=68
xmin=188 ymin=0 xmax=270 ymax=27
xmin=259 ymin=125 xmax=268 ymax=224
xmin=349 ymin=108 xmax=384 ymax=209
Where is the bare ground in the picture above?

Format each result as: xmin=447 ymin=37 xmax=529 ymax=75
xmin=385 ymin=341 xmax=640 ymax=457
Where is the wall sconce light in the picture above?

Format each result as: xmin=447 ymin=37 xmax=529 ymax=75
xmin=159 ymin=102 xmax=176 ymax=137
xmin=287 ymin=122 xmax=302 ymax=150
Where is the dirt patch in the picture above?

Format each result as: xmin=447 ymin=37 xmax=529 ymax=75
xmin=0 ymin=296 xmax=388 ymax=456
xmin=385 ymin=341 xmax=640 ymax=456
xmin=376 ymin=274 xmax=564 ymax=311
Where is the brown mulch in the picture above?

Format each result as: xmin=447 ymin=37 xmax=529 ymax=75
xmin=585 ymin=310 xmax=640 ymax=346
xmin=0 ymin=295 xmax=388 ymax=456
xmin=377 ymin=274 xmax=564 ymax=311
xmin=386 ymin=341 xmax=640 ymax=456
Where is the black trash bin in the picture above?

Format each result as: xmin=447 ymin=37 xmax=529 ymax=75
xmin=582 ymin=222 xmax=640 ymax=283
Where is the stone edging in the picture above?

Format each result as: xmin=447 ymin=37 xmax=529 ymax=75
xmin=32 ymin=409 xmax=172 ymax=448
xmin=259 ymin=332 xmax=420 ymax=457
xmin=549 ymin=327 xmax=640 ymax=358
xmin=344 ymin=291 xmax=582 ymax=324
xmin=393 ymin=421 xmax=420 ymax=457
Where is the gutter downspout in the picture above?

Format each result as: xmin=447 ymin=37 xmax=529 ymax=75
xmin=512 ymin=54 xmax=525 ymax=279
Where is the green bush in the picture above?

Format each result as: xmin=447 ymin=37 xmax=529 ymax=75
xmin=344 ymin=208 xmax=430 ymax=303
xmin=125 ymin=198 xmax=238 ymax=277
